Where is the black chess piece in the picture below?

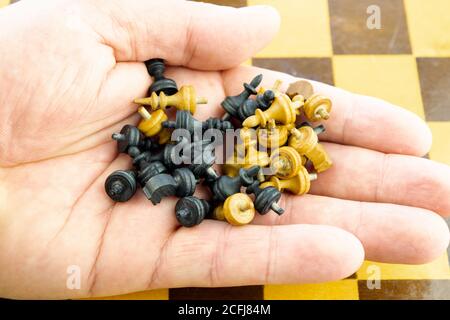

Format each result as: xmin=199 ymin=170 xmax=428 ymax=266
xmin=172 ymin=168 xmax=197 ymax=197
xmin=149 ymin=135 xmax=191 ymax=169
xmin=105 ymin=170 xmax=137 ymax=202
xmin=246 ymin=181 xmax=284 ymax=215
xmin=237 ymin=99 xmax=258 ymax=122
xmin=141 ymin=173 xmax=177 ymax=205
xmin=127 ymin=146 xmax=176 ymax=204
xmin=163 ymin=110 xmax=233 ymax=135
xmin=112 ymin=125 xmax=147 ymax=153
xmin=221 ymin=74 xmax=263 ymax=119
xmin=150 ymin=144 xmax=180 ymax=170
xmin=211 ymin=166 xmax=260 ymax=202
xmin=256 ymin=90 xmax=275 ymax=110
xmin=127 ymin=147 xmax=166 ymax=184
xmin=145 ymin=58 xmax=178 ymax=96
xmin=175 ymin=196 xmax=210 ymax=227
xmin=236 ymin=90 xmax=275 ymax=121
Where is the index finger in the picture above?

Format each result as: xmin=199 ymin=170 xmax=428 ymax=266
xmin=222 ymin=65 xmax=432 ymax=156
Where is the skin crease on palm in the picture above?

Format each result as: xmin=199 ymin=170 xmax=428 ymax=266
xmin=0 ymin=0 xmax=449 ymax=299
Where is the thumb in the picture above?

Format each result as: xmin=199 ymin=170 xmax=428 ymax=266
xmin=91 ymin=0 xmax=280 ymax=69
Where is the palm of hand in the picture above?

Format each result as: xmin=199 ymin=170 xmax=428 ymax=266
xmin=0 ymin=0 xmax=449 ymax=299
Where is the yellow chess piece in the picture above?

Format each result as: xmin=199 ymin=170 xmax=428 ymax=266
xmin=134 ymin=85 xmax=207 ymax=114
xmin=257 ymin=119 xmax=293 ymax=150
xmin=240 ymin=128 xmax=270 ymax=180
xmin=270 ymin=146 xmax=303 ymax=179
xmin=242 ymin=93 xmax=301 ymax=128
xmin=223 ymin=193 xmax=255 ymax=226
xmin=302 ymin=94 xmax=332 ymax=122
xmin=212 ymin=205 xmax=226 ymax=221
xmin=288 ymin=126 xmax=332 ymax=173
xmin=137 ymin=107 xmax=171 ymax=144
xmin=223 ymin=129 xmax=270 ymax=180
xmin=261 ymin=166 xmax=317 ymax=195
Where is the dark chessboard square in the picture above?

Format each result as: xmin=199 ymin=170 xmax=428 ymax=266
xmin=358 ymin=280 xmax=450 ymax=300
xmin=328 ymin=0 xmax=411 ymax=54
xmin=417 ymin=58 xmax=450 ymax=121
xmin=192 ymin=0 xmax=247 ymax=8
xmin=252 ymin=58 xmax=334 ymax=86
xmin=169 ymin=286 xmax=263 ymax=300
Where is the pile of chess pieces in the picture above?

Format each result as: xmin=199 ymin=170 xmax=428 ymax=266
xmin=105 ymin=59 xmax=333 ymax=227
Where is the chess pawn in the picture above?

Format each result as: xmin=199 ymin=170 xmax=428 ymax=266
xmin=145 ymin=59 xmax=178 ymax=96
xmin=112 ymin=124 xmax=146 ymax=153
xmin=242 ymin=93 xmax=301 ymax=128
xmin=238 ymin=128 xmax=270 ymax=181
xmin=240 ymin=126 xmax=270 ymax=164
xmin=256 ymin=90 xmax=275 ymax=110
xmin=270 ymin=146 xmax=303 ymax=179
xmin=261 ymin=166 xmax=317 ymax=195
xmin=175 ymin=196 xmax=210 ymax=227
xmin=134 ymin=85 xmax=207 ymax=114
xmin=222 ymin=193 xmax=255 ymax=226
xmin=288 ymin=126 xmax=333 ymax=173
xmin=302 ymin=94 xmax=332 ymax=122
xmin=246 ymin=181 xmax=284 ymax=215
xmin=286 ymin=80 xmax=314 ymax=100
xmin=105 ymin=170 xmax=137 ymax=202
xmin=137 ymin=107 xmax=171 ymax=144
xmin=211 ymin=166 xmax=260 ymax=202
xmin=257 ymin=119 xmax=293 ymax=150
xmin=221 ymin=74 xmax=262 ymax=119
xmin=141 ymin=173 xmax=178 ymax=205
xmin=244 ymin=140 xmax=269 ymax=181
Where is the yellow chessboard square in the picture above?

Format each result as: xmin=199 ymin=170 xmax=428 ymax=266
xmin=249 ymin=0 xmax=332 ymax=57
xmin=405 ymin=0 xmax=450 ymax=56
xmin=264 ymin=280 xmax=359 ymax=300
xmin=333 ymin=55 xmax=425 ymax=119
xmin=357 ymin=254 xmax=450 ymax=280
xmin=429 ymin=122 xmax=450 ymax=166
xmin=0 ymin=0 xmax=10 ymax=8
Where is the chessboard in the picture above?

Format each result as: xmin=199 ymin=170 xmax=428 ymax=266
xmin=2 ymin=0 xmax=449 ymax=300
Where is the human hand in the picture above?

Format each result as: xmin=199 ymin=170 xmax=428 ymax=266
xmin=0 ymin=0 xmax=449 ymax=299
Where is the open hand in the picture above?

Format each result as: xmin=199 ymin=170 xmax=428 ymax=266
xmin=0 ymin=0 xmax=449 ymax=299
